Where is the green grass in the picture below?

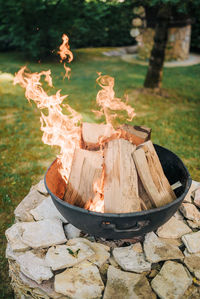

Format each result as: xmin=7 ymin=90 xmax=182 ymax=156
xmin=0 ymin=48 xmax=200 ymax=298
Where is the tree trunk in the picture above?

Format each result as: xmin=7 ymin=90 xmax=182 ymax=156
xmin=144 ymin=6 xmax=170 ymax=89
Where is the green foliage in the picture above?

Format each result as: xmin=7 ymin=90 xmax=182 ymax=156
xmin=0 ymin=0 xmax=134 ymax=60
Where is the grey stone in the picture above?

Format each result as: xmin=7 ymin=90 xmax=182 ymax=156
xmin=194 ymin=188 xmax=200 ymax=208
xmin=156 ymin=216 xmax=191 ymax=239
xmin=30 ymin=196 xmax=67 ymax=223
xmin=184 ymin=255 xmax=200 ymax=280
xmin=113 ymin=243 xmax=151 ymax=273
xmin=103 ymin=266 xmax=156 ymax=299
xmin=6 ymin=243 xmax=23 ymax=260
xmin=68 ymin=238 xmax=110 ymax=267
xmin=36 ymin=179 xmax=49 ymax=196
xmin=180 ymin=203 xmax=200 ymax=222
xmin=16 ymin=251 xmax=53 ymax=284
xmin=45 ymin=242 xmax=94 ymax=270
xmin=182 ymin=231 xmax=200 ymax=253
xmin=5 ymin=223 xmax=30 ymax=252
xmin=14 ymin=187 xmax=46 ymax=222
xmin=54 ymin=261 xmax=104 ymax=298
xmin=184 ymin=180 xmax=200 ymax=203
xmin=21 ymin=219 xmax=67 ymax=249
xmin=19 ymin=273 xmax=62 ymax=299
xmin=64 ymin=223 xmax=81 ymax=239
xmin=187 ymin=219 xmax=200 ymax=229
xmin=151 ymin=261 xmax=192 ymax=299
xmin=144 ymin=232 xmax=183 ymax=263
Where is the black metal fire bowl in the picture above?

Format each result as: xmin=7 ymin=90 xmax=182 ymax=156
xmin=44 ymin=144 xmax=192 ymax=240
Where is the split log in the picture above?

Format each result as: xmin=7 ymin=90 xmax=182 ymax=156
xmin=132 ymin=141 xmax=176 ymax=208
xmin=81 ymin=122 xmax=115 ymax=150
xmin=64 ymin=148 xmax=103 ymax=207
xmin=118 ymin=124 xmax=151 ymax=146
xmin=104 ymin=138 xmax=141 ymax=213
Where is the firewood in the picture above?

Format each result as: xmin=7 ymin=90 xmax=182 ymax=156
xmin=138 ymin=176 xmax=154 ymax=210
xmin=132 ymin=141 xmax=176 ymax=208
xmin=104 ymin=138 xmax=141 ymax=213
xmin=81 ymin=122 xmax=115 ymax=150
xmin=118 ymin=124 xmax=151 ymax=146
xmin=64 ymin=148 xmax=103 ymax=207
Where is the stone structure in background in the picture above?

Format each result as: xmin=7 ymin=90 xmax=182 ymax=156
xmin=5 ymin=179 xmax=200 ymax=299
xmin=131 ymin=6 xmax=192 ymax=61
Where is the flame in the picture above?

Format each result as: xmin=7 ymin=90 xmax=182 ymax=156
xmin=14 ymin=34 xmax=136 ymax=214
xmin=95 ymin=73 xmax=136 ymax=126
xmin=58 ymin=34 xmax=73 ymax=63
xmin=63 ymin=63 xmax=71 ymax=80
xmin=85 ymin=167 xmax=105 ymax=213
xmin=14 ymin=66 xmax=82 ymax=182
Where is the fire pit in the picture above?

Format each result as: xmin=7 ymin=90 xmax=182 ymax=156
xmin=45 ymin=144 xmax=191 ymax=239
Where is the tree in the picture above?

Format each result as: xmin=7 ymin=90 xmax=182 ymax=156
xmin=133 ymin=0 xmax=200 ymax=89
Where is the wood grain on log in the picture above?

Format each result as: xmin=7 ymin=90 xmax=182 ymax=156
xmin=133 ymin=141 xmax=176 ymax=207
xmin=104 ymin=138 xmax=141 ymax=213
xmin=81 ymin=122 xmax=114 ymax=150
xmin=118 ymin=124 xmax=151 ymax=146
xmin=64 ymin=148 xmax=103 ymax=207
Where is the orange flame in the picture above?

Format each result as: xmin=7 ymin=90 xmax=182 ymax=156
xmin=86 ymin=73 xmax=136 ymax=212
xmin=14 ymin=66 xmax=82 ymax=182
xmin=58 ymin=34 xmax=73 ymax=63
xmin=95 ymin=73 xmax=136 ymax=126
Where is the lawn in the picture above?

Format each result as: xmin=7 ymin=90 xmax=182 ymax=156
xmin=0 ymin=48 xmax=200 ymax=298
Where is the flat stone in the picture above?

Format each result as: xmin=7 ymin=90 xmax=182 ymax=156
xmin=36 ymin=179 xmax=49 ymax=196
xmin=54 ymin=261 xmax=104 ymax=298
xmin=103 ymin=266 xmax=156 ymax=299
xmin=144 ymin=232 xmax=183 ymax=263
xmin=182 ymin=231 xmax=200 ymax=253
xmin=159 ymin=237 xmax=182 ymax=247
xmin=194 ymin=188 xmax=200 ymax=208
xmin=184 ymin=255 xmax=200 ymax=280
xmin=5 ymin=223 xmax=30 ymax=252
xmin=113 ymin=243 xmax=151 ymax=273
xmin=187 ymin=219 xmax=200 ymax=229
xmin=21 ymin=219 xmax=67 ymax=249
xmin=184 ymin=180 xmax=200 ymax=203
xmin=174 ymin=211 xmax=184 ymax=220
xmin=45 ymin=242 xmax=94 ymax=271
xmin=180 ymin=203 xmax=200 ymax=222
xmin=156 ymin=216 xmax=191 ymax=239
xmin=68 ymin=238 xmax=110 ymax=267
xmin=14 ymin=187 xmax=46 ymax=222
xmin=6 ymin=243 xmax=23 ymax=260
xmin=64 ymin=223 xmax=81 ymax=239
xmin=30 ymin=196 xmax=67 ymax=223
xmin=151 ymin=261 xmax=192 ymax=299
xmin=19 ymin=273 xmax=62 ymax=299
xmin=16 ymin=251 xmax=53 ymax=284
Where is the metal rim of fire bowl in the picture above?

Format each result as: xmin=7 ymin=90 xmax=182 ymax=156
xmin=44 ymin=144 xmax=192 ymax=219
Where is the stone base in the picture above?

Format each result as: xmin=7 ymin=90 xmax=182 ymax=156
xmin=5 ymin=179 xmax=200 ymax=299
xmin=137 ymin=25 xmax=191 ymax=61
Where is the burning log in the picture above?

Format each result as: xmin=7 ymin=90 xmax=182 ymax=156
xmin=81 ymin=122 xmax=115 ymax=150
xmin=103 ymin=138 xmax=141 ymax=213
xmin=118 ymin=124 xmax=151 ymax=146
xmin=64 ymin=148 xmax=103 ymax=207
xmin=132 ymin=141 xmax=176 ymax=208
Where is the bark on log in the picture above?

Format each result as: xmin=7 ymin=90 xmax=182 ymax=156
xmin=104 ymin=138 xmax=141 ymax=213
xmin=132 ymin=141 xmax=176 ymax=207
xmin=64 ymin=148 xmax=103 ymax=207
xmin=118 ymin=124 xmax=151 ymax=146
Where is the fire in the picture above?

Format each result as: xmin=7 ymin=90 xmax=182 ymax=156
xmin=14 ymin=67 xmax=81 ymax=183
xmin=14 ymin=34 xmax=136 ymax=213
xmin=58 ymin=34 xmax=73 ymax=63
